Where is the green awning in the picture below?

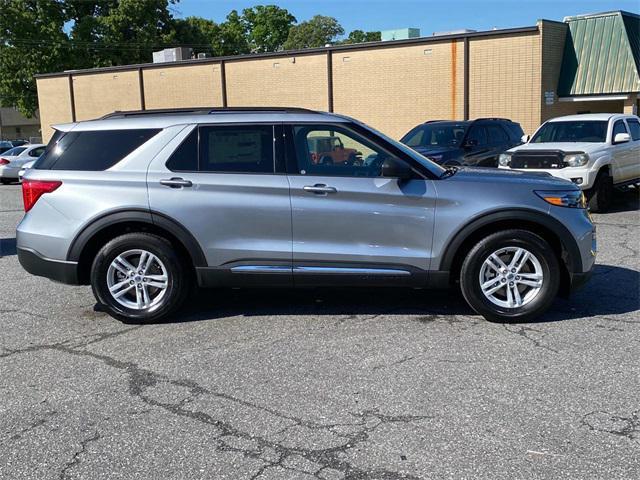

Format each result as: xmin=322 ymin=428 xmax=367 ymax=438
xmin=558 ymin=11 xmax=640 ymax=96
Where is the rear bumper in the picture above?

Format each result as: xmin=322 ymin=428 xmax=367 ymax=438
xmin=0 ymin=166 xmax=20 ymax=179
xmin=17 ymin=247 xmax=80 ymax=285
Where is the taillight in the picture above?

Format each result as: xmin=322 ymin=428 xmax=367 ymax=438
xmin=22 ymin=180 xmax=62 ymax=212
xmin=0 ymin=158 xmax=9 ymax=165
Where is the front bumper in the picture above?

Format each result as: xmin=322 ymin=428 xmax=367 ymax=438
xmin=17 ymin=247 xmax=80 ymax=285
xmin=499 ymin=165 xmax=597 ymax=189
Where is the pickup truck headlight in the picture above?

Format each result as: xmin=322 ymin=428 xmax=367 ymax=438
xmin=535 ymin=190 xmax=586 ymax=208
xmin=498 ymin=153 xmax=512 ymax=166
xmin=564 ymin=152 xmax=589 ymax=167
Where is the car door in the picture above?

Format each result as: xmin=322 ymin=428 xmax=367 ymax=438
xmin=461 ymin=125 xmax=490 ymax=166
xmin=485 ymin=124 xmax=511 ymax=167
xmin=285 ymin=123 xmax=436 ymax=286
xmin=622 ymin=118 xmax=640 ymax=181
xmin=147 ymin=124 xmax=293 ymax=285
xmin=610 ymin=119 xmax=636 ymax=182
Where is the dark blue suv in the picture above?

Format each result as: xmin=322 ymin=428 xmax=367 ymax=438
xmin=401 ymin=118 xmax=524 ymax=167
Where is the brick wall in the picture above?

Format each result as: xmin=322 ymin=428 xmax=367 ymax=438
xmin=73 ymin=70 xmax=142 ymax=121
xmin=143 ymin=64 xmax=224 ymax=109
xmin=226 ymin=53 xmax=328 ymax=110
xmin=469 ymin=31 xmax=541 ymax=135
xmin=36 ymin=76 xmax=73 ymax=142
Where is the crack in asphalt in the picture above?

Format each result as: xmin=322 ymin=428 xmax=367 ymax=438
xmin=1 ymin=332 xmax=429 ymax=479
xmin=58 ymin=430 xmax=101 ymax=480
xmin=501 ymin=325 xmax=559 ymax=354
xmin=2 ymin=410 xmax=58 ymax=445
xmin=581 ymin=410 xmax=640 ymax=444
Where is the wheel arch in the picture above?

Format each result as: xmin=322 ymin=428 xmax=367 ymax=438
xmin=67 ymin=209 xmax=207 ymax=285
xmin=440 ymin=209 xmax=583 ymax=296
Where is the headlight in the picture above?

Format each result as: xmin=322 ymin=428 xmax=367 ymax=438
xmin=564 ymin=152 xmax=589 ymax=167
xmin=498 ymin=153 xmax=512 ymax=166
xmin=535 ymin=190 xmax=586 ymax=208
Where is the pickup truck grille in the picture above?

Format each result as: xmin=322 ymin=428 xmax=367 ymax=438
xmin=510 ymin=150 xmax=565 ymax=169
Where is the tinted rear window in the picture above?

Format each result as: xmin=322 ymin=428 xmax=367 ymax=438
xmin=35 ymin=129 xmax=160 ymax=171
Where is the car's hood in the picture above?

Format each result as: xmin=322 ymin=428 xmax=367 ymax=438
xmin=450 ymin=166 xmax=575 ymax=188
xmin=508 ymin=142 xmax=605 ymax=153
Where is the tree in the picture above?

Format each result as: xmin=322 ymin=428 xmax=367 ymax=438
xmin=167 ymin=16 xmax=222 ymax=57
xmin=218 ymin=10 xmax=250 ymax=55
xmin=0 ymin=0 xmax=70 ymax=116
xmin=241 ymin=5 xmax=296 ymax=53
xmin=283 ymin=15 xmax=344 ymax=50
xmin=340 ymin=30 xmax=381 ymax=45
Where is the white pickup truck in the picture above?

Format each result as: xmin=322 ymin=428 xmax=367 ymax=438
xmin=498 ymin=113 xmax=640 ymax=212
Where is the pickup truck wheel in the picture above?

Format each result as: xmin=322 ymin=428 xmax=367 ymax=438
xmin=91 ymin=233 xmax=190 ymax=323
xmin=459 ymin=230 xmax=560 ymax=322
xmin=587 ymin=172 xmax=613 ymax=213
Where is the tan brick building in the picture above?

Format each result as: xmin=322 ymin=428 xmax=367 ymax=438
xmin=34 ymin=11 xmax=640 ymax=142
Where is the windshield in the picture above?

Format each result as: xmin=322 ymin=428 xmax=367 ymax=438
xmin=3 ymin=146 xmax=26 ymax=156
xmin=531 ymin=121 xmax=608 ymax=143
xmin=401 ymin=123 xmax=467 ymax=148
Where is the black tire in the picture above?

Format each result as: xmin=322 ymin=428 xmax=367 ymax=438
xmin=91 ymin=233 xmax=191 ymax=323
xmin=587 ymin=171 xmax=613 ymax=213
xmin=459 ymin=229 xmax=560 ymax=323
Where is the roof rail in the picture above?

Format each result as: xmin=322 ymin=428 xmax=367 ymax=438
xmin=100 ymin=106 xmax=318 ymax=119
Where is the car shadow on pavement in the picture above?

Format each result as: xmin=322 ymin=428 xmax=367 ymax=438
xmin=0 ymin=237 xmax=17 ymax=257
xmin=607 ymin=190 xmax=639 ymax=213
xmin=133 ymin=264 xmax=637 ymax=325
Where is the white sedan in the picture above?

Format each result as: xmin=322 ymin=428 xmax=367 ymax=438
xmin=0 ymin=144 xmax=45 ymax=184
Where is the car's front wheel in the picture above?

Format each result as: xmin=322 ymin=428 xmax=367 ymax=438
xmin=459 ymin=230 xmax=560 ymax=322
xmin=91 ymin=233 xmax=190 ymax=323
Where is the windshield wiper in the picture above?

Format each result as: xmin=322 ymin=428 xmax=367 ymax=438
xmin=440 ymin=165 xmax=459 ymax=178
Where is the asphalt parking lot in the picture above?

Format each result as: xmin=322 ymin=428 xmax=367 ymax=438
xmin=1 ymin=183 xmax=638 ymax=480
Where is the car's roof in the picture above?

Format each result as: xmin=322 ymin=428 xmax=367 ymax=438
xmin=53 ymin=109 xmax=351 ymax=132
xmin=547 ymin=113 xmax=632 ymax=122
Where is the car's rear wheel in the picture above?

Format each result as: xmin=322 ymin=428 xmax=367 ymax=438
xmin=91 ymin=233 xmax=190 ymax=323
xmin=459 ymin=230 xmax=560 ymax=322
xmin=587 ymin=170 xmax=613 ymax=213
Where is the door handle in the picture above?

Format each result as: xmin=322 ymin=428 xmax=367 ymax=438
xmin=303 ymin=184 xmax=337 ymax=195
xmin=160 ymin=177 xmax=193 ymax=188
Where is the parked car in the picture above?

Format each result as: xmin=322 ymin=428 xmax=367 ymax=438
xmin=400 ymin=118 xmax=524 ymax=167
xmin=307 ymin=135 xmax=362 ymax=165
xmin=499 ymin=114 xmax=640 ymax=212
xmin=11 ymin=139 xmax=29 ymax=147
xmin=0 ymin=144 xmax=45 ymax=184
xmin=0 ymin=141 xmax=13 ymax=155
xmin=17 ymin=108 xmax=595 ymax=323
xmin=18 ymin=159 xmax=36 ymax=182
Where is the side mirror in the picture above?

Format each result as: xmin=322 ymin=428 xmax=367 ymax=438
xmin=521 ymin=134 xmax=530 ymax=143
xmin=613 ymin=132 xmax=631 ymax=144
xmin=381 ymin=158 xmax=414 ymax=179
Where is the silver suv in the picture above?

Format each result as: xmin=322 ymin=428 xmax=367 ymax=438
xmin=17 ymin=108 xmax=596 ymax=323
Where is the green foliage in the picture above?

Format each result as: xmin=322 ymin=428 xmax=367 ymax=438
xmin=0 ymin=0 xmax=70 ymax=116
xmin=0 ymin=2 xmax=351 ymax=117
xmin=340 ymin=30 xmax=381 ymax=45
xmin=283 ymin=15 xmax=345 ymax=50
xmin=241 ymin=5 xmax=296 ymax=53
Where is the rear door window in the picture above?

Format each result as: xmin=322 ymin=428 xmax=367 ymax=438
xmin=626 ymin=118 xmax=640 ymax=141
xmin=466 ymin=126 xmax=487 ymax=146
xmin=486 ymin=125 xmax=509 ymax=144
xmin=35 ymin=129 xmax=160 ymax=170
xmin=199 ymin=125 xmax=274 ymax=173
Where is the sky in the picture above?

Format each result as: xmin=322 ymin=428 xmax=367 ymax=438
xmin=173 ymin=0 xmax=640 ymax=37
